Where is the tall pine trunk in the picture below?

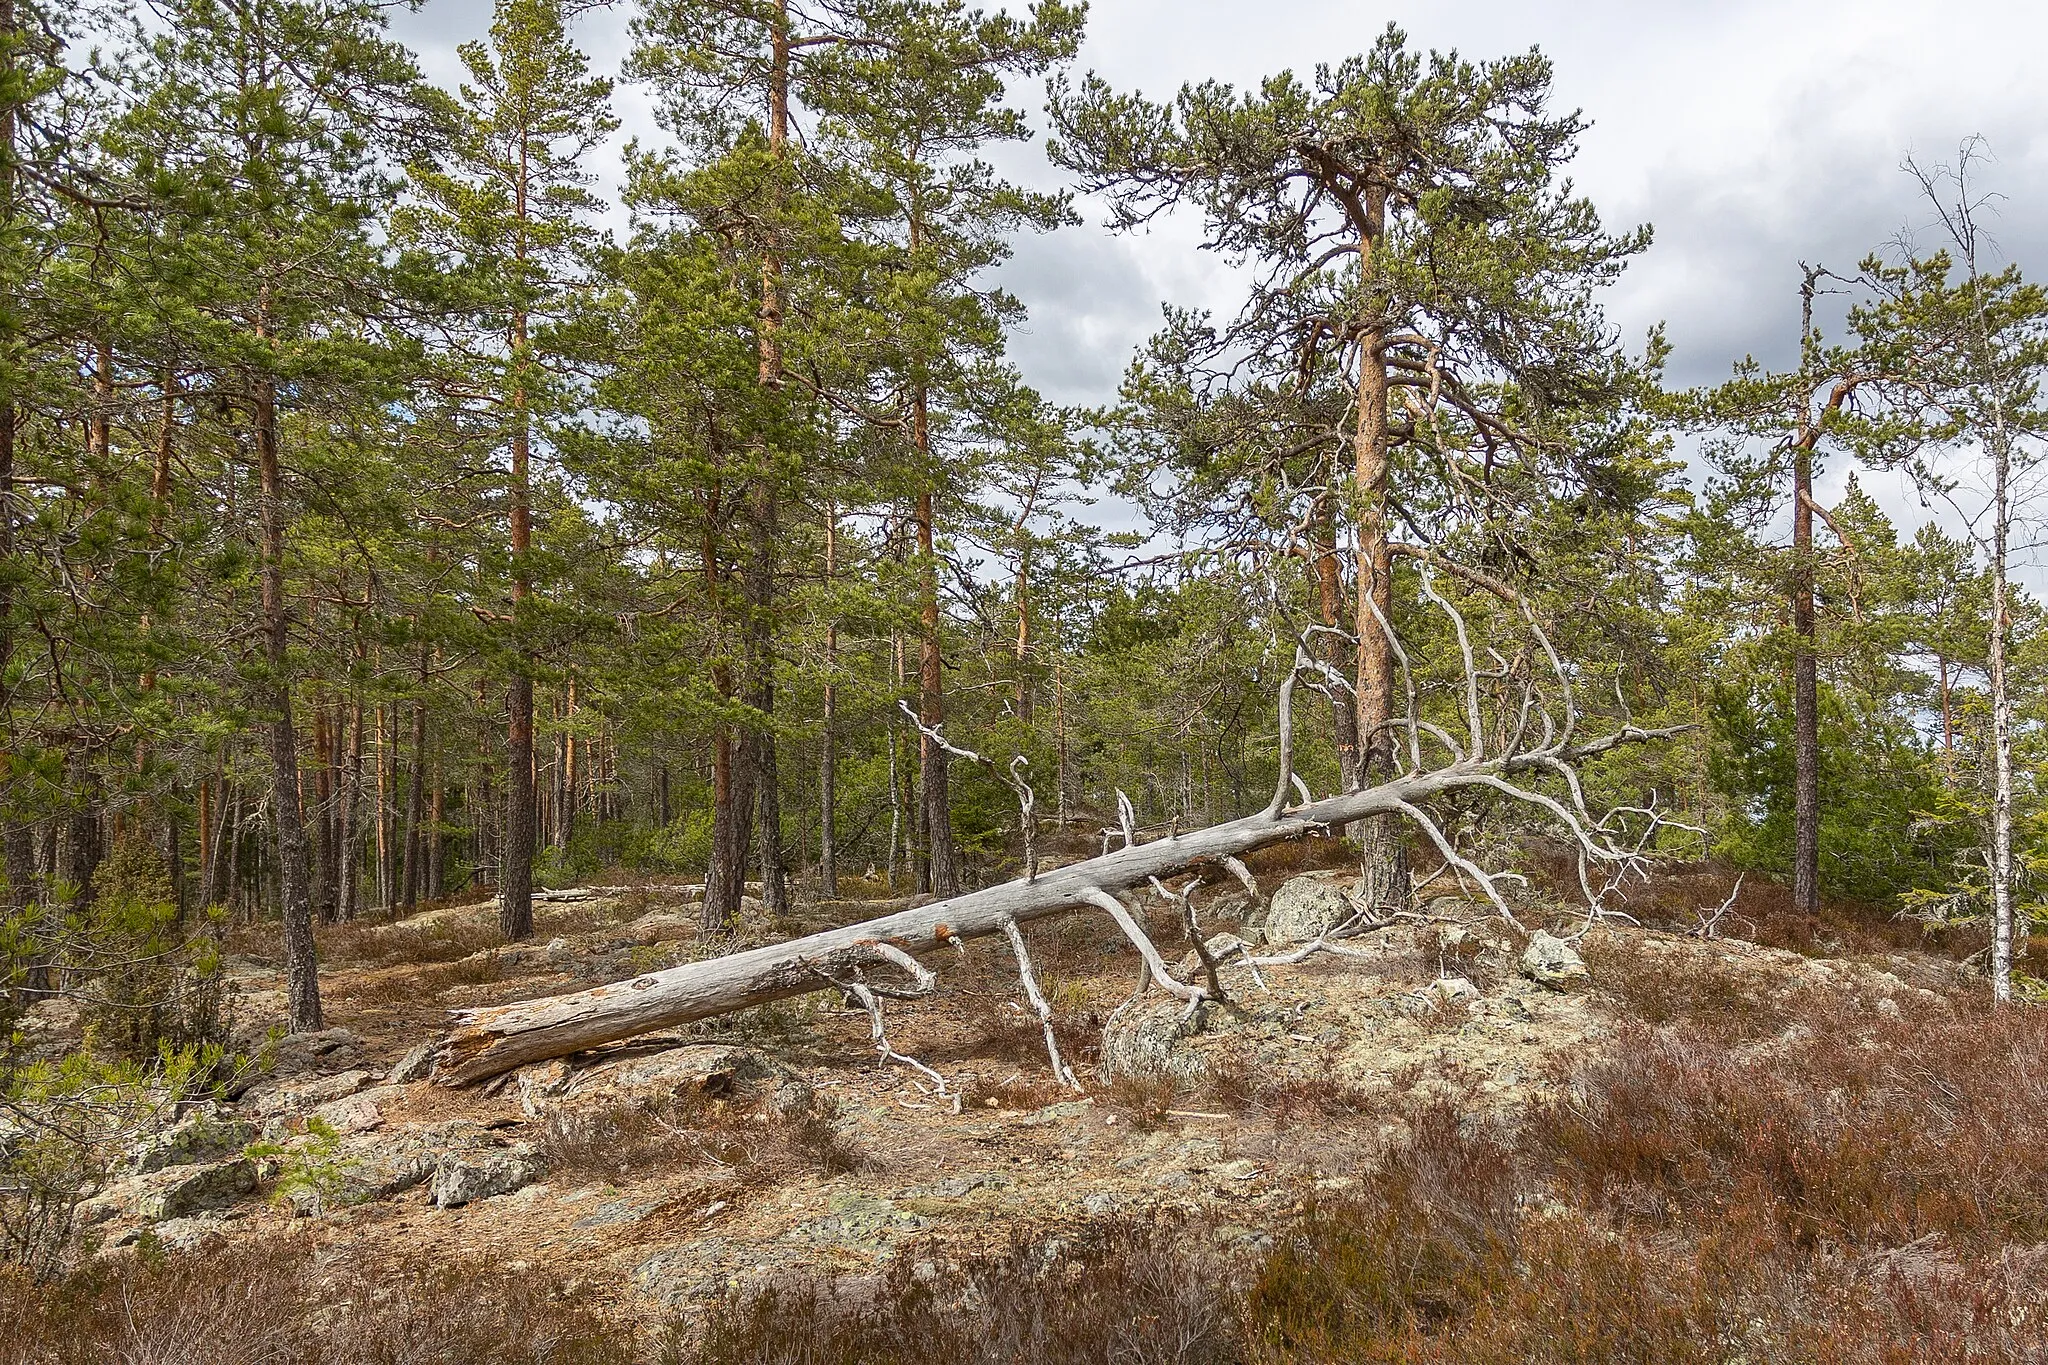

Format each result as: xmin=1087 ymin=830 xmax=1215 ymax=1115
xmin=312 ymin=701 xmax=335 ymax=922
xmin=338 ymin=693 xmax=363 ymax=921
xmin=254 ymin=374 xmax=321 ymax=1032
xmin=401 ymin=678 xmax=427 ymax=908
xmin=1790 ymin=435 xmax=1820 ymax=916
xmin=1790 ymin=272 xmax=1823 ymax=917
xmin=915 ymin=475 xmax=959 ymax=896
xmin=748 ymin=483 xmax=787 ymax=917
xmin=1348 ymin=187 xmax=1408 ymax=916
xmin=427 ymin=770 xmax=445 ymax=901
xmin=502 ymin=330 xmax=537 ymax=940
xmin=703 ymin=509 xmax=753 ymax=932
xmin=749 ymin=3 xmax=789 ymax=919
xmin=818 ymin=508 xmax=839 ymax=898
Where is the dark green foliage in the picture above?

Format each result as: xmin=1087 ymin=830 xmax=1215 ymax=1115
xmin=1709 ymin=678 xmax=1973 ymax=902
xmin=71 ymin=842 xmax=233 ymax=1064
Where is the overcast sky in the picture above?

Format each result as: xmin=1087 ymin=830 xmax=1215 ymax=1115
xmin=396 ymin=0 xmax=2048 ymax=544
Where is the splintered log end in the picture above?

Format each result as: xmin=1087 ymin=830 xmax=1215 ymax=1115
xmin=432 ymin=1026 xmax=505 ymax=1087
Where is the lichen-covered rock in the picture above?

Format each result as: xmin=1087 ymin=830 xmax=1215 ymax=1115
xmin=553 ymin=1043 xmax=779 ymax=1110
xmin=631 ymin=1241 xmax=755 ymax=1304
xmin=137 ymin=1157 xmax=257 ymax=1221
xmin=789 ymin=1190 xmax=928 ymax=1251
xmin=386 ymin=1042 xmax=437 ymax=1085
xmin=513 ymin=1059 xmax=576 ymax=1117
xmin=430 ymin=1143 xmax=541 ymax=1208
xmin=221 ymin=1026 xmax=364 ymax=1100
xmin=310 ymin=1085 xmax=401 ymax=1135
xmin=1520 ymin=930 xmax=1589 ymax=990
xmin=768 ymin=1077 xmax=815 ymax=1118
xmin=1260 ymin=873 xmax=1357 ymax=945
xmin=1432 ymin=975 xmax=1481 ymax=1004
xmin=1100 ymin=998 xmax=1209 ymax=1083
xmin=270 ymin=1028 xmax=364 ymax=1073
xmin=613 ymin=912 xmax=693 ymax=947
xmin=126 ymin=1105 xmax=257 ymax=1175
xmin=248 ymin=1068 xmax=377 ymax=1118
xmin=329 ymin=1123 xmax=491 ymax=1205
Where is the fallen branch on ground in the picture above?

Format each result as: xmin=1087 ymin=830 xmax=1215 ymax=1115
xmin=435 ymin=569 xmax=1688 ymax=1085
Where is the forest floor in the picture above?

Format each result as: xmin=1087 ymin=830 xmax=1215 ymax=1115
xmin=20 ymin=835 xmax=2048 ymax=1361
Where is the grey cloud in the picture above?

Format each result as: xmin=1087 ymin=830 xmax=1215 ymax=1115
xmin=991 ymin=229 xmax=1163 ymax=408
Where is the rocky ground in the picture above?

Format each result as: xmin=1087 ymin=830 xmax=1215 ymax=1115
xmin=38 ymin=850 xmax=1977 ymax=1330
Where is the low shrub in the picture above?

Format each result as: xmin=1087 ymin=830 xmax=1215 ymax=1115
xmin=0 ymin=1240 xmax=634 ymax=1365
xmin=1101 ymin=1072 xmax=1178 ymax=1130
xmin=1248 ymin=1104 xmax=1520 ymax=1357
xmin=675 ymin=1222 xmax=1240 ymax=1365
xmin=1530 ymin=996 xmax=2048 ymax=1247
xmin=1581 ymin=933 xmax=1806 ymax=1041
xmin=1198 ymin=1056 xmax=1381 ymax=1123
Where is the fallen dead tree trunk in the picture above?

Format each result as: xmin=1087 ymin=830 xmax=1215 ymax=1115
xmin=436 ymin=566 xmax=1685 ymax=1085
xmin=439 ymin=785 xmax=1357 ymax=1082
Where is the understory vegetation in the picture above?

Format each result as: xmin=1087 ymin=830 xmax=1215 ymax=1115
xmin=4 ymin=966 xmax=2042 ymax=1363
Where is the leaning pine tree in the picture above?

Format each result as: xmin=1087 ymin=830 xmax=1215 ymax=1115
xmin=433 ymin=564 xmax=1685 ymax=1083
xmin=1048 ymin=25 xmax=1656 ymax=915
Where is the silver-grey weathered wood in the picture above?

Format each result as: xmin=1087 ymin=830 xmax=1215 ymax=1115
xmin=434 ymin=573 xmax=1683 ymax=1086
xmin=436 ymin=777 xmax=1441 ymax=1082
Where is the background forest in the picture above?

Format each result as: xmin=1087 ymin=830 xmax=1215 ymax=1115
xmin=4 ymin=0 xmax=2045 ymax=1026
xmin=6 ymin=0 xmax=2048 ymax=1315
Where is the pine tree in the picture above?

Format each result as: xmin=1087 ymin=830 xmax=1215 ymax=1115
xmin=402 ymin=0 xmax=616 ymax=941
xmin=114 ymin=0 xmax=421 ymax=1029
xmin=1053 ymin=24 xmax=1653 ymax=910
xmin=821 ymin=0 xmax=1082 ymax=895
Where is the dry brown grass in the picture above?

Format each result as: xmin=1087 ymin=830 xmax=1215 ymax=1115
xmin=818 ymin=870 xmax=899 ymax=901
xmin=0 ymin=1239 xmax=633 ymax=1365
xmin=1101 ymin=1072 xmax=1180 ymax=1130
xmin=1530 ymin=993 xmax=2048 ymax=1248
xmin=959 ymin=1072 xmax=1067 ymax=1113
xmin=940 ymin=1013 xmax=1104 ymax=1074
xmin=325 ymin=912 xmax=503 ymax=967
xmin=540 ymin=1084 xmax=861 ymax=1186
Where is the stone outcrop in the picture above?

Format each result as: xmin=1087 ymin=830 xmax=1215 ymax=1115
xmin=1258 ymin=872 xmax=1359 ymax=946
xmin=1520 ymin=930 xmax=1590 ymax=990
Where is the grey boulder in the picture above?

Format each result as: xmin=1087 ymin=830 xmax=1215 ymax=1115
xmin=1260 ymin=873 xmax=1357 ymax=945
xmin=1519 ymin=930 xmax=1589 ymax=990
xmin=431 ymin=1144 xmax=542 ymax=1208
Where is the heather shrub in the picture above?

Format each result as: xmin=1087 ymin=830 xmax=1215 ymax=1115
xmin=0 ymin=1240 xmax=634 ymax=1365
xmin=1531 ymin=998 xmax=2048 ymax=1246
